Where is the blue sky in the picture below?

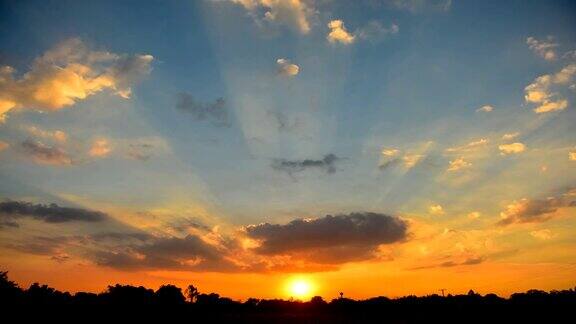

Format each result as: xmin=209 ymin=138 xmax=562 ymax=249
xmin=0 ymin=0 xmax=575 ymax=298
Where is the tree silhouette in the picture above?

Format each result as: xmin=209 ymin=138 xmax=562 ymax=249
xmin=155 ymin=284 xmax=185 ymax=305
xmin=185 ymin=284 xmax=199 ymax=303
xmin=0 ymin=270 xmax=574 ymax=323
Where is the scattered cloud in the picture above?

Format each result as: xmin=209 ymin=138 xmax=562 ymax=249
xmin=502 ymin=132 xmax=520 ymax=140
xmin=524 ymin=64 xmax=575 ymax=113
xmin=0 ymin=38 xmax=153 ymax=121
xmin=0 ymin=200 xmax=106 ymax=224
xmin=276 ymin=58 xmax=300 ymax=77
xmin=89 ymin=138 xmax=112 ymax=158
xmin=21 ymin=139 xmax=73 ymax=165
xmin=245 ymin=212 xmax=408 ymax=263
xmin=445 ymin=138 xmax=488 ymax=153
xmin=24 ymin=126 xmax=67 ymax=143
xmin=468 ymin=212 xmax=481 ymax=220
xmin=498 ymin=142 xmax=526 ymax=155
xmin=498 ymin=190 xmax=575 ymax=226
xmin=476 ymin=105 xmax=494 ymax=113
xmin=272 ymin=154 xmax=341 ymax=175
xmin=447 ymin=157 xmax=471 ymax=172
xmin=226 ymin=0 xmax=314 ymax=34
xmin=530 ymin=229 xmax=555 ymax=240
xmin=429 ymin=204 xmax=445 ymax=216
xmin=527 ymin=36 xmax=558 ymax=61
xmin=175 ymin=92 xmax=230 ymax=127
xmin=379 ymin=147 xmax=426 ymax=171
xmin=327 ymin=20 xmax=355 ymax=45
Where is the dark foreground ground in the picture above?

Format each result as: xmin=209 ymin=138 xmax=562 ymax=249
xmin=2 ymin=272 xmax=575 ymax=323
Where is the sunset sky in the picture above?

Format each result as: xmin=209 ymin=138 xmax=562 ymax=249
xmin=1 ymin=0 xmax=575 ymax=300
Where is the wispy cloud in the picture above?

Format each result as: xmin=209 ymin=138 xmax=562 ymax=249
xmin=476 ymin=105 xmax=494 ymax=113
xmin=272 ymin=154 xmax=341 ymax=175
xmin=498 ymin=189 xmax=575 ymax=226
xmin=21 ymin=139 xmax=73 ymax=165
xmin=175 ymin=92 xmax=230 ymax=127
xmin=527 ymin=36 xmax=558 ymax=61
xmin=385 ymin=0 xmax=452 ymax=13
xmin=524 ymin=63 xmax=575 ymax=113
xmin=0 ymin=200 xmax=107 ymax=224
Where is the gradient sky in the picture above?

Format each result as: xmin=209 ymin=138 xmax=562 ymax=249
xmin=1 ymin=0 xmax=575 ymax=300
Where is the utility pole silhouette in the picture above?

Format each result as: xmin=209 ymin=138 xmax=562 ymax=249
xmin=439 ymin=289 xmax=447 ymax=297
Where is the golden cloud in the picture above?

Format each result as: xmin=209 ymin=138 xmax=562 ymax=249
xmin=0 ymin=38 xmax=153 ymax=121
xmin=498 ymin=142 xmax=525 ymax=155
xmin=327 ymin=20 xmax=355 ymax=45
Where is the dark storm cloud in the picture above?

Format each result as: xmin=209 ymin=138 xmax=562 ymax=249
xmin=0 ymin=200 xmax=107 ymax=224
xmin=176 ymin=92 xmax=230 ymax=127
xmin=21 ymin=139 xmax=72 ymax=165
xmin=271 ymin=154 xmax=342 ymax=175
xmin=245 ymin=212 xmax=409 ymax=261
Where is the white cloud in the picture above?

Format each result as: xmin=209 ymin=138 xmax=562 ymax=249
xmin=498 ymin=142 xmax=526 ymax=155
xmin=0 ymin=38 xmax=153 ymax=122
xmin=476 ymin=105 xmax=493 ymax=113
xmin=276 ymin=58 xmax=300 ymax=77
xmin=526 ymin=36 xmax=558 ymax=61
xmin=229 ymin=0 xmax=314 ymax=34
xmin=447 ymin=157 xmax=471 ymax=172
xmin=327 ymin=20 xmax=355 ymax=45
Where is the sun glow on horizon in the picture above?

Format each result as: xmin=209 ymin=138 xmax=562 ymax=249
xmin=286 ymin=277 xmax=315 ymax=300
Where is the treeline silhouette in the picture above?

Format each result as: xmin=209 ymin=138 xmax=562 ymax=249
xmin=1 ymin=271 xmax=574 ymax=323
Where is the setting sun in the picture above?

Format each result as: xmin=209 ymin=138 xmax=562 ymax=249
xmin=286 ymin=278 xmax=315 ymax=299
